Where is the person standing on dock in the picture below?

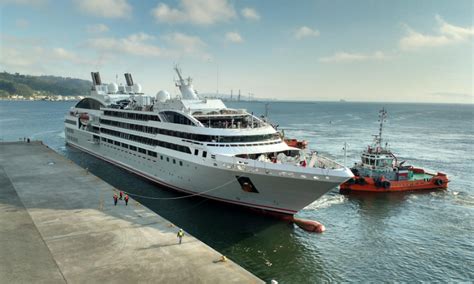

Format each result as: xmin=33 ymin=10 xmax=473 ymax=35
xmin=113 ymin=193 xmax=118 ymax=206
xmin=124 ymin=194 xmax=129 ymax=206
xmin=119 ymin=191 xmax=123 ymax=200
xmin=177 ymin=229 xmax=184 ymax=244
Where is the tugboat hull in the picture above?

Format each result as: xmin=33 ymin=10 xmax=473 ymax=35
xmin=340 ymin=172 xmax=449 ymax=193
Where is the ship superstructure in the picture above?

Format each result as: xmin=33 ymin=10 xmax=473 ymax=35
xmin=65 ymin=68 xmax=353 ymax=215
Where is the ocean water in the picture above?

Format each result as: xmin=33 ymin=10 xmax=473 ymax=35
xmin=0 ymin=100 xmax=473 ymax=283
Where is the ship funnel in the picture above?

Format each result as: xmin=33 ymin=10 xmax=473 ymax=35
xmin=91 ymin=72 xmax=102 ymax=90
xmin=91 ymin=72 xmax=102 ymax=85
xmin=124 ymin=73 xmax=134 ymax=86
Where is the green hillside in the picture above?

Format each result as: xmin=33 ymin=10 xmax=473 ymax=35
xmin=0 ymin=72 xmax=91 ymax=97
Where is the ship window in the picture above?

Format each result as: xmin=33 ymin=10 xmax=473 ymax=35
xmin=121 ymin=143 xmax=128 ymax=148
xmin=161 ymin=111 xmax=195 ymax=126
xmin=130 ymin=145 xmax=137 ymax=151
xmin=173 ymin=159 xmax=176 ymax=164
xmin=179 ymin=161 xmax=183 ymax=166
xmin=138 ymin=148 xmax=146 ymax=154
xmin=166 ymin=157 xmax=169 ymax=162
xmin=194 ymin=149 xmax=199 ymax=155
xmin=160 ymin=155 xmax=163 ymax=160
xmin=75 ymin=98 xmax=104 ymax=110
xmin=202 ymin=151 xmax=207 ymax=158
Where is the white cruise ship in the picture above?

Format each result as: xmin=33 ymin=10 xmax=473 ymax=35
xmin=64 ymin=68 xmax=353 ymax=215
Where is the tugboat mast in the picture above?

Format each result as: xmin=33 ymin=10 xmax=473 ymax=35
xmin=376 ymin=108 xmax=387 ymax=149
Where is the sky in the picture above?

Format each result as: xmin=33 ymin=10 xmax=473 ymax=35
xmin=0 ymin=0 xmax=472 ymax=103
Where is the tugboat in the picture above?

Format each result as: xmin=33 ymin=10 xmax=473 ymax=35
xmin=340 ymin=108 xmax=449 ymax=193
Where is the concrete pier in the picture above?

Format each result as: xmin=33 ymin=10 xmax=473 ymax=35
xmin=0 ymin=142 xmax=263 ymax=283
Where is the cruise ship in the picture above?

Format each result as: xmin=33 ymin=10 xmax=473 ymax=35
xmin=64 ymin=68 xmax=353 ymax=215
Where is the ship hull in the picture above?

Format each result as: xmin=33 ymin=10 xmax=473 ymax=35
xmin=66 ymin=128 xmax=346 ymax=214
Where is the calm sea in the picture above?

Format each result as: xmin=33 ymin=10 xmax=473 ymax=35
xmin=1 ymin=100 xmax=473 ymax=283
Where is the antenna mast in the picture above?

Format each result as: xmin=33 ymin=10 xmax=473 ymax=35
xmin=377 ymin=108 xmax=387 ymax=147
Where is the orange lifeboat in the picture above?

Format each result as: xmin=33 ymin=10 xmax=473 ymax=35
xmin=284 ymin=138 xmax=308 ymax=149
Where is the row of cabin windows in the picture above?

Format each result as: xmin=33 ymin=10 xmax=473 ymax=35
xmin=103 ymin=110 xmax=160 ymax=121
xmin=100 ymin=127 xmax=191 ymax=154
xmin=101 ymin=137 xmax=185 ymax=165
xmin=65 ymin=119 xmax=76 ymax=125
xmin=99 ymin=118 xmax=280 ymax=143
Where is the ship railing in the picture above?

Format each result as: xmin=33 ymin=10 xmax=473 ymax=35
xmin=214 ymin=155 xmax=345 ymax=181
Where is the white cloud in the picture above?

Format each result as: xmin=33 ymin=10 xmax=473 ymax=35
xmin=74 ymin=0 xmax=132 ymax=19
xmin=87 ymin=32 xmax=162 ymax=57
xmin=0 ymin=0 xmax=47 ymax=6
xmin=319 ymin=51 xmax=388 ymax=63
xmin=151 ymin=0 xmax=236 ymax=25
xmin=0 ymin=34 xmax=93 ymax=74
xmin=225 ymin=32 xmax=243 ymax=43
xmin=294 ymin=26 xmax=320 ymax=40
xmin=52 ymin=48 xmax=79 ymax=61
xmin=86 ymin=32 xmax=208 ymax=59
xmin=163 ymin=32 xmax=207 ymax=56
xmin=241 ymin=7 xmax=260 ymax=21
xmin=86 ymin=24 xmax=109 ymax=33
xmin=15 ymin=18 xmax=29 ymax=28
xmin=400 ymin=15 xmax=474 ymax=50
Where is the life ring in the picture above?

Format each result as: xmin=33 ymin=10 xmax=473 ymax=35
xmin=382 ymin=181 xmax=391 ymax=189
xmin=435 ymin=179 xmax=443 ymax=186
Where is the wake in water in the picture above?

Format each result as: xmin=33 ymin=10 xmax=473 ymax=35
xmin=304 ymin=193 xmax=347 ymax=210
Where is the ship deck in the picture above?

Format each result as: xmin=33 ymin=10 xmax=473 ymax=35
xmin=0 ymin=141 xmax=262 ymax=283
xmin=411 ymin=173 xmax=434 ymax=181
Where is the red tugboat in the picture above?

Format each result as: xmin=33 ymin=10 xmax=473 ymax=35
xmin=340 ymin=108 xmax=449 ymax=193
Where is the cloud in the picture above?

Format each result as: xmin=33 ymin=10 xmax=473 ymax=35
xmin=294 ymin=26 xmax=320 ymax=40
xmin=87 ymin=32 xmax=162 ymax=57
xmin=241 ymin=7 xmax=260 ymax=21
xmin=15 ymin=18 xmax=29 ymax=28
xmin=74 ymin=0 xmax=132 ymax=19
xmin=319 ymin=51 xmax=388 ymax=63
xmin=86 ymin=24 xmax=109 ymax=33
xmin=430 ymin=92 xmax=473 ymax=100
xmin=0 ymin=34 xmax=93 ymax=74
xmin=0 ymin=0 xmax=47 ymax=6
xmin=400 ymin=15 xmax=474 ymax=50
xmin=86 ymin=32 xmax=208 ymax=59
xmin=225 ymin=32 xmax=243 ymax=43
xmin=163 ymin=32 xmax=207 ymax=56
xmin=151 ymin=0 xmax=236 ymax=25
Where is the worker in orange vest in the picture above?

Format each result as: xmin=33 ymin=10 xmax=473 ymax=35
xmin=124 ymin=194 xmax=129 ymax=206
xmin=113 ymin=193 xmax=118 ymax=206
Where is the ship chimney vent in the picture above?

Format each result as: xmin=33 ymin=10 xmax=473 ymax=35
xmin=94 ymin=72 xmax=102 ymax=85
xmin=124 ymin=73 xmax=134 ymax=86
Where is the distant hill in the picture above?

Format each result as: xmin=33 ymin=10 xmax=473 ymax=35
xmin=0 ymin=72 xmax=91 ymax=97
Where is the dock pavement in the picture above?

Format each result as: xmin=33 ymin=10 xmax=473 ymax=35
xmin=0 ymin=141 xmax=263 ymax=283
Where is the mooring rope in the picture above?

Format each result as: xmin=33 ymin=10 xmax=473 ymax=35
xmin=119 ymin=178 xmax=238 ymax=200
